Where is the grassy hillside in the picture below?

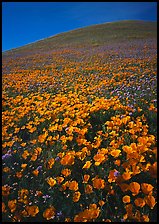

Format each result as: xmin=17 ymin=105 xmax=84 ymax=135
xmin=3 ymin=20 xmax=157 ymax=55
xmin=2 ymin=20 xmax=157 ymax=222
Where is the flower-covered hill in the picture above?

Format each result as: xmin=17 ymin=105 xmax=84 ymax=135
xmin=2 ymin=20 xmax=157 ymax=222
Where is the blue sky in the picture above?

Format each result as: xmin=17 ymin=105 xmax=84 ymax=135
xmin=2 ymin=2 xmax=157 ymax=52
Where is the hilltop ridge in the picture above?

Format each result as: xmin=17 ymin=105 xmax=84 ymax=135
xmin=3 ymin=20 xmax=157 ymax=56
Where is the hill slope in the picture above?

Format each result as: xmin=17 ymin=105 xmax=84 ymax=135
xmin=2 ymin=20 xmax=157 ymax=222
xmin=3 ymin=20 xmax=157 ymax=55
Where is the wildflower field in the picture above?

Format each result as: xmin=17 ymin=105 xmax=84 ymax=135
xmin=2 ymin=21 xmax=157 ymax=222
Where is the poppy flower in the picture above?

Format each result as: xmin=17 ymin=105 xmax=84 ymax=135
xmin=47 ymin=177 xmax=57 ymax=187
xmin=73 ymin=191 xmax=81 ymax=202
xmin=134 ymin=198 xmax=145 ymax=207
xmin=122 ymin=195 xmax=130 ymax=203
xmin=129 ymin=182 xmax=140 ymax=196
xmin=83 ymin=174 xmax=90 ymax=183
xmin=85 ymin=184 xmax=93 ymax=194
xmin=61 ymin=168 xmax=71 ymax=177
xmin=43 ymin=206 xmax=56 ymax=220
xmin=144 ymin=195 xmax=156 ymax=209
xmin=2 ymin=202 xmax=6 ymax=213
xmin=122 ymin=171 xmax=132 ymax=181
xmin=110 ymin=149 xmax=121 ymax=158
xmin=32 ymin=169 xmax=39 ymax=176
xmin=25 ymin=205 xmax=39 ymax=217
xmin=92 ymin=177 xmax=105 ymax=189
xmin=60 ymin=154 xmax=74 ymax=166
xmin=68 ymin=180 xmax=79 ymax=191
xmin=93 ymin=153 xmax=106 ymax=166
xmin=82 ymin=161 xmax=91 ymax=169
xmin=8 ymin=199 xmax=17 ymax=212
xmin=47 ymin=158 xmax=55 ymax=169
xmin=141 ymin=183 xmax=154 ymax=195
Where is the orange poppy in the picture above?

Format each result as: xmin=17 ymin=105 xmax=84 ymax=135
xmin=47 ymin=158 xmax=55 ymax=169
xmin=82 ymin=161 xmax=91 ymax=169
xmin=8 ymin=199 xmax=17 ymax=212
xmin=83 ymin=174 xmax=90 ymax=183
xmin=61 ymin=168 xmax=71 ymax=177
xmin=144 ymin=195 xmax=156 ymax=209
xmin=141 ymin=183 xmax=154 ymax=195
xmin=92 ymin=177 xmax=105 ymax=189
xmin=68 ymin=180 xmax=79 ymax=191
xmin=43 ymin=206 xmax=56 ymax=220
xmin=122 ymin=195 xmax=130 ymax=203
xmin=2 ymin=202 xmax=6 ymax=213
xmin=32 ymin=169 xmax=39 ymax=176
xmin=73 ymin=191 xmax=81 ymax=202
xmin=56 ymin=176 xmax=64 ymax=184
xmin=85 ymin=184 xmax=93 ymax=194
xmin=60 ymin=154 xmax=74 ymax=166
xmin=25 ymin=205 xmax=39 ymax=217
xmin=93 ymin=153 xmax=106 ymax=166
xmin=122 ymin=171 xmax=132 ymax=181
xmin=110 ymin=149 xmax=121 ymax=158
xmin=134 ymin=198 xmax=145 ymax=207
xmin=47 ymin=177 xmax=57 ymax=187
xmin=129 ymin=182 xmax=140 ymax=196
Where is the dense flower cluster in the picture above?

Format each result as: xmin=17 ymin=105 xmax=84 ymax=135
xmin=2 ymin=36 xmax=157 ymax=222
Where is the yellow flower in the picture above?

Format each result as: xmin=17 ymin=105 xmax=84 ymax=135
xmin=47 ymin=177 xmax=56 ymax=187
xmin=82 ymin=161 xmax=91 ymax=169
xmin=43 ymin=206 xmax=56 ymax=220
